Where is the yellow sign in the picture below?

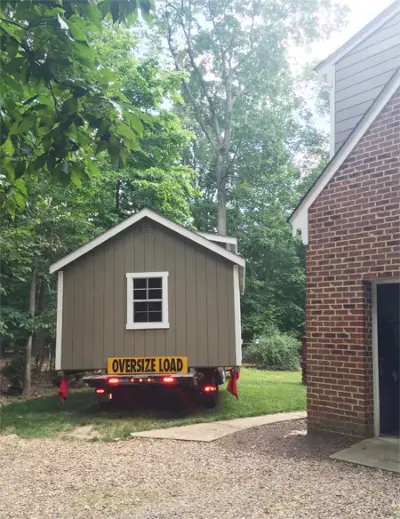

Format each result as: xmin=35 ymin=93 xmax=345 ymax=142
xmin=107 ymin=356 xmax=188 ymax=375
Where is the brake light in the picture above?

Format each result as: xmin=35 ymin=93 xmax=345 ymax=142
xmin=204 ymin=385 xmax=216 ymax=392
xmin=108 ymin=377 xmax=120 ymax=385
xmin=163 ymin=376 xmax=175 ymax=384
xmin=95 ymin=388 xmax=105 ymax=394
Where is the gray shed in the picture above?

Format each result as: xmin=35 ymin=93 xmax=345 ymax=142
xmin=50 ymin=209 xmax=245 ymax=372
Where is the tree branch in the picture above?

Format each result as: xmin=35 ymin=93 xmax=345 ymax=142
xmin=166 ymin=1 xmax=220 ymax=139
xmin=166 ymin=21 xmax=217 ymax=151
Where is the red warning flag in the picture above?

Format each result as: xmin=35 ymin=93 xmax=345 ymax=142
xmin=227 ymin=368 xmax=240 ymax=399
xmin=59 ymin=375 xmax=68 ymax=404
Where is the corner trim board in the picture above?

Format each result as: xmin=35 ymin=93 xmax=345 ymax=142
xmin=233 ymin=265 xmax=242 ymax=366
xmin=55 ymin=271 xmax=63 ymax=371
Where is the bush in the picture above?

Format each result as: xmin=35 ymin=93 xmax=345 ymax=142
xmin=243 ymin=329 xmax=300 ymax=371
xmin=1 ymin=354 xmax=25 ymax=394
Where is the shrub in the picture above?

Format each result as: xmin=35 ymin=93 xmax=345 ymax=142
xmin=1 ymin=354 xmax=25 ymax=394
xmin=243 ymin=329 xmax=300 ymax=371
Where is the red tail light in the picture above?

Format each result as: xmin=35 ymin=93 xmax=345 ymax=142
xmin=163 ymin=376 xmax=175 ymax=384
xmin=95 ymin=388 xmax=105 ymax=394
xmin=107 ymin=377 xmax=120 ymax=385
xmin=204 ymin=385 xmax=216 ymax=392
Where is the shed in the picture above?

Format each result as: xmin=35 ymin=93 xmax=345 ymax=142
xmin=50 ymin=209 xmax=245 ymax=373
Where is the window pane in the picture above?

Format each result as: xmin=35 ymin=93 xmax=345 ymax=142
xmin=134 ymin=289 xmax=147 ymax=300
xmin=134 ymin=312 xmax=148 ymax=323
xmin=134 ymin=278 xmax=146 ymax=289
xmin=149 ymin=277 xmax=162 ymax=289
xmin=148 ymin=301 xmax=161 ymax=312
xmin=148 ymin=289 xmax=162 ymax=299
xmin=134 ymin=302 xmax=147 ymax=312
xmin=149 ymin=311 xmax=162 ymax=322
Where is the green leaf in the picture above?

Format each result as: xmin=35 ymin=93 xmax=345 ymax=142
xmin=126 ymin=113 xmax=144 ymax=136
xmin=71 ymin=169 xmax=82 ymax=188
xmin=18 ymin=115 xmax=36 ymax=133
xmin=15 ymin=178 xmax=27 ymax=195
xmin=15 ymin=162 xmax=26 ymax=178
xmin=68 ymin=15 xmax=88 ymax=42
xmin=111 ymin=1 xmax=120 ymax=23
xmin=2 ymin=139 xmax=14 ymax=156
xmin=115 ymin=122 xmax=138 ymax=145
xmin=84 ymin=4 xmax=103 ymax=30
xmin=62 ymin=97 xmax=78 ymax=116
xmin=14 ymin=192 xmax=25 ymax=210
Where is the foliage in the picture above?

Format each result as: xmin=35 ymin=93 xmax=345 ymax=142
xmin=0 ymin=24 xmax=197 ymax=389
xmin=0 ymin=0 xmax=154 ymax=212
xmin=159 ymin=0 xmax=347 ymax=233
xmin=243 ymin=329 xmax=301 ymax=371
xmin=1 ymin=353 xmax=25 ymax=393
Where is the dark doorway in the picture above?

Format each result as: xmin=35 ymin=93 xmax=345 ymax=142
xmin=377 ymin=283 xmax=400 ymax=436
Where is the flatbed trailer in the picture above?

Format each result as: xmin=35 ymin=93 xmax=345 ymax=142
xmin=83 ymin=367 xmax=229 ymax=408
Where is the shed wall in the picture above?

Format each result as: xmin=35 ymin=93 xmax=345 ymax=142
xmin=61 ymin=219 xmax=237 ymax=370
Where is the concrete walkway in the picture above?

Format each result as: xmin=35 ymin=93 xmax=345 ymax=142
xmin=331 ymin=436 xmax=400 ymax=473
xmin=130 ymin=410 xmax=306 ymax=442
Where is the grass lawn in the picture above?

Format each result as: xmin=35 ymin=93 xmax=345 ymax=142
xmin=0 ymin=369 xmax=306 ymax=440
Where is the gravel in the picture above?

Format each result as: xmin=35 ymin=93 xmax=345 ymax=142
xmin=0 ymin=419 xmax=398 ymax=519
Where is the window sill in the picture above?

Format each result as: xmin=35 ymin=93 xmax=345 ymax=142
xmin=126 ymin=322 xmax=170 ymax=330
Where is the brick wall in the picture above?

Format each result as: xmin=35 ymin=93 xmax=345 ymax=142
xmin=306 ymin=87 xmax=400 ymax=437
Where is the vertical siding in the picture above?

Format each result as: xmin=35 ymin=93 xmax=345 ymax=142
xmin=164 ymin=233 xmax=176 ymax=357
xmin=206 ymin=256 xmax=219 ymax=366
xmin=185 ymin=245 xmax=198 ymax=365
xmin=123 ymin=230 xmax=135 ymax=356
xmin=82 ymin=254 xmax=94 ymax=368
xmin=334 ymin=14 xmax=400 ymax=151
xmin=93 ymin=250 xmax=105 ymax=367
xmin=195 ymin=251 xmax=208 ymax=366
xmin=61 ymin=219 xmax=237 ymax=370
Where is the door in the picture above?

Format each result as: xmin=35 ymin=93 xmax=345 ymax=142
xmin=377 ymin=283 xmax=400 ymax=436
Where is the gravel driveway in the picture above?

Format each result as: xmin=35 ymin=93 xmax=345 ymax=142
xmin=0 ymin=419 xmax=398 ymax=519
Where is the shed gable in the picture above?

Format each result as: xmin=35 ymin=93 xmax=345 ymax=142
xmin=60 ymin=219 xmax=238 ymax=370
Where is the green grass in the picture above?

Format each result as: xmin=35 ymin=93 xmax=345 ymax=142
xmin=0 ymin=369 xmax=306 ymax=440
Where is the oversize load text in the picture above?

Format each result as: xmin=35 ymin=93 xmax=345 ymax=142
xmin=108 ymin=357 xmax=188 ymax=375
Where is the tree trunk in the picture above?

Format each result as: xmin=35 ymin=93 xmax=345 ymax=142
xmin=33 ymin=280 xmax=49 ymax=373
xmin=23 ymin=264 xmax=37 ymax=396
xmin=216 ymin=152 xmax=227 ymax=235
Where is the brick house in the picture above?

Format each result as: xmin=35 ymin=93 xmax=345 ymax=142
xmin=290 ymin=2 xmax=400 ymax=438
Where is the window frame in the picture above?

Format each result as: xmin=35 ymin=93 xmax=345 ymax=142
xmin=126 ymin=272 xmax=169 ymax=330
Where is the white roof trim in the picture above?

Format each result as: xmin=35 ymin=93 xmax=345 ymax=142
xmin=316 ymin=1 xmax=400 ymax=75
xmin=197 ymin=232 xmax=238 ymax=245
xmin=290 ymin=68 xmax=400 ymax=245
xmin=50 ymin=208 xmax=245 ymax=273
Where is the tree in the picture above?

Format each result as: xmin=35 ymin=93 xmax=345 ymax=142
xmin=159 ymin=0 xmax=346 ymax=233
xmin=0 ymin=24 xmax=198 ymax=394
xmin=0 ymin=0 xmax=154 ymax=212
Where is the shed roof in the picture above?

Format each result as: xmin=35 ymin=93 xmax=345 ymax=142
xmin=49 ymin=208 xmax=245 ymax=274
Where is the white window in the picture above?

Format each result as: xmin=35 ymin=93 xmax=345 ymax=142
xmin=126 ymin=272 xmax=169 ymax=330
